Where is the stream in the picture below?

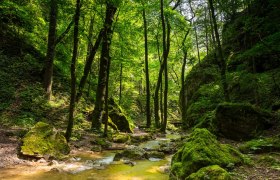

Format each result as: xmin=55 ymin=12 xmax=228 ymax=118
xmin=0 ymin=134 xmax=180 ymax=180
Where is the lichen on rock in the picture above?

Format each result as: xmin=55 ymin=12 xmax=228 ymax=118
xmin=170 ymin=128 xmax=244 ymax=179
xmin=20 ymin=122 xmax=70 ymax=159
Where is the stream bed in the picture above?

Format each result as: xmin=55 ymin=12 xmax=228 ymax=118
xmin=0 ymin=134 xmax=180 ymax=180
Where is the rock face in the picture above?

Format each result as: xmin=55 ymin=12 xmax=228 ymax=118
xmin=107 ymin=98 xmax=133 ymax=133
xmin=21 ymin=122 xmax=70 ymax=159
xmin=215 ymin=103 xmax=274 ymax=140
xmin=170 ymin=128 xmax=243 ymax=179
xmin=186 ymin=165 xmax=231 ymax=180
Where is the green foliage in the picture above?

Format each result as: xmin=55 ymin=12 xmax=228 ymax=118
xmin=170 ymin=128 xmax=244 ymax=179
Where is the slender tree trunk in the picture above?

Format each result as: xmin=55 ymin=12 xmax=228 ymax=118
xmin=154 ymin=32 xmax=162 ymax=128
xmin=204 ymin=6 xmax=209 ymax=56
xmin=44 ymin=0 xmax=57 ymax=100
xmin=119 ymin=63 xmax=123 ymax=104
xmin=143 ymin=8 xmax=151 ymax=128
xmin=154 ymin=62 xmax=164 ymax=128
xmin=76 ymin=29 xmax=103 ymax=102
xmin=160 ymin=0 xmax=170 ymax=133
xmin=90 ymin=2 xmax=117 ymax=130
xmin=209 ymin=0 xmax=230 ymax=102
xmin=65 ymin=0 xmax=81 ymax=142
xmin=194 ymin=24 xmax=201 ymax=65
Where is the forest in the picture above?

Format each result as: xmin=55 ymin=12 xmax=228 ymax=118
xmin=0 ymin=0 xmax=280 ymax=179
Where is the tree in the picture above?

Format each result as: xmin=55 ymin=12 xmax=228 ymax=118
xmin=90 ymin=2 xmax=117 ymax=131
xmin=142 ymin=7 xmax=151 ymax=128
xmin=43 ymin=0 xmax=58 ymax=100
xmin=65 ymin=0 xmax=81 ymax=142
xmin=208 ymin=0 xmax=230 ymax=102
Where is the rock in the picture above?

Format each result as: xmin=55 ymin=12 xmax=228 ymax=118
xmin=91 ymin=145 xmax=102 ymax=152
xmin=123 ymin=160 xmax=136 ymax=166
xmin=158 ymin=165 xmax=170 ymax=174
xmin=20 ymin=122 xmax=70 ymax=159
xmin=91 ymin=138 xmax=111 ymax=148
xmin=170 ymin=128 xmax=244 ymax=179
xmin=37 ymin=158 xmax=47 ymax=163
xmin=186 ymin=165 xmax=231 ymax=180
xmin=107 ymin=98 xmax=133 ymax=133
xmin=215 ymin=103 xmax=274 ymax=140
xmin=146 ymin=151 xmax=165 ymax=159
xmin=112 ymin=133 xmax=130 ymax=143
xmin=130 ymin=133 xmax=153 ymax=143
xmin=239 ymin=136 xmax=280 ymax=154
xmin=50 ymin=167 xmax=63 ymax=173
xmin=113 ymin=146 xmax=147 ymax=161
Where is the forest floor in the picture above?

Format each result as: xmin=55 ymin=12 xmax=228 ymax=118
xmin=1 ymin=126 xmax=280 ymax=179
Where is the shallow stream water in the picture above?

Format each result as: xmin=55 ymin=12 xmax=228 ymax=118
xmin=0 ymin=134 xmax=180 ymax=180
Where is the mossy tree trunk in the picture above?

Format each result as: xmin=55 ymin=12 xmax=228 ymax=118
xmin=208 ymin=0 xmax=230 ymax=102
xmin=43 ymin=0 xmax=57 ymax=100
xmin=65 ymin=0 xmax=81 ymax=142
xmin=142 ymin=8 xmax=151 ymax=128
xmin=90 ymin=2 xmax=117 ymax=131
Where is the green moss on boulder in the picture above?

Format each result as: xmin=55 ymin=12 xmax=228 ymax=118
xmin=170 ymin=128 xmax=243 ymax=179
xmin=239 ymin=136 xmax=280 ymax=154
xmin=108 ymin=98 xmax=133 ymax=133
xmin=20 ymin=122 xmax=70 ymax=159
xmin=112 ymin=133 xmax=130 ymax=143
xmin=113 ymin=146 xmax=147 ymax=161
xmin=186 ymin=165 xmax=231 ymax=180
xmin=215 ymin=103 xmax=274 ymax=140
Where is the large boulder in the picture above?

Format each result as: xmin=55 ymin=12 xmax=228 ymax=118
xmin=170 ymin=128 xmax=243 ymax=179
xmin=107 ymin=98 xmax=133 ymax=133
xmin=21 ymin=122 xmax=70 ymax=159
xmin=215 ymin=103 xmax=274 ymax=140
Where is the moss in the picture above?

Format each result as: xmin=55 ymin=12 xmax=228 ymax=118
xmin=186 ymin=165 xmax=231 ymax=180
xmin=112 ymin=133 xmax=130 ymax=143
xmin=114 ymin=146 xmax=147 ymax=161
xmin=20 ymin=122 xmax=70 ymax=159
xmin=108 ymin=98 xmax=133 ymax=133
xmin=239 ymin=136 xmax=280 ymax=154
xmin=170 ymin=128 xmax=244 ymax=179
xmin=215 ymin=103 xmax=274 ymax=140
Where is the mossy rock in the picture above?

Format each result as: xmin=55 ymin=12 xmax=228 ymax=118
xmin=130 ymin=133 xmax=153 ymax=143
xmin=112 ymin=133 xmax=130 ymax=143
xmin=215 ymin=103 xmax=274 ymax=140
xmin=108 ymin=98 xmax=133 ymax=133
xmin=146 ymin=151 xmax=165 ymax=159
xmin=170 ymin=128 xmax=244 ymax=179
xmin=20 ymin=122 xmax=70 ymax=159
xmin=186 ymin=165 xmax=231 ymax=180
xmin=239 ymin=136 xmax=280 ymax=154
xmin=113 ymin=146 xmax=147 ymax=161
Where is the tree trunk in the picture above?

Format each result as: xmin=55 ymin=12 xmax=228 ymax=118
xmin=194 ymin=24 xmax=201 ymax=65
xmin=204 ymin=6 xmax=209 ymax=56
xmin=65 ymin=0 xmax=81 ymax=142
xmin=119 ymin=63 xmax=123 ymax=104
xmin=44 ymin=0 xmax=57 ymax=100
xmin=90 ymin=2 xmax=117 ymax=131
xmin=208 ymin=0 xmax=230 ymax=102
xmin=142 ymin=8 xmax=151 ymax=128
xmin=160 ymin=0 xmax=170 ymax=133
xmin=76 ymin=29 xmax=103 ymax=102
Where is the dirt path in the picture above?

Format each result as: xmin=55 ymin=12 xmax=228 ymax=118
xmin=0 ymin=128 xmax=27 ymax=168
